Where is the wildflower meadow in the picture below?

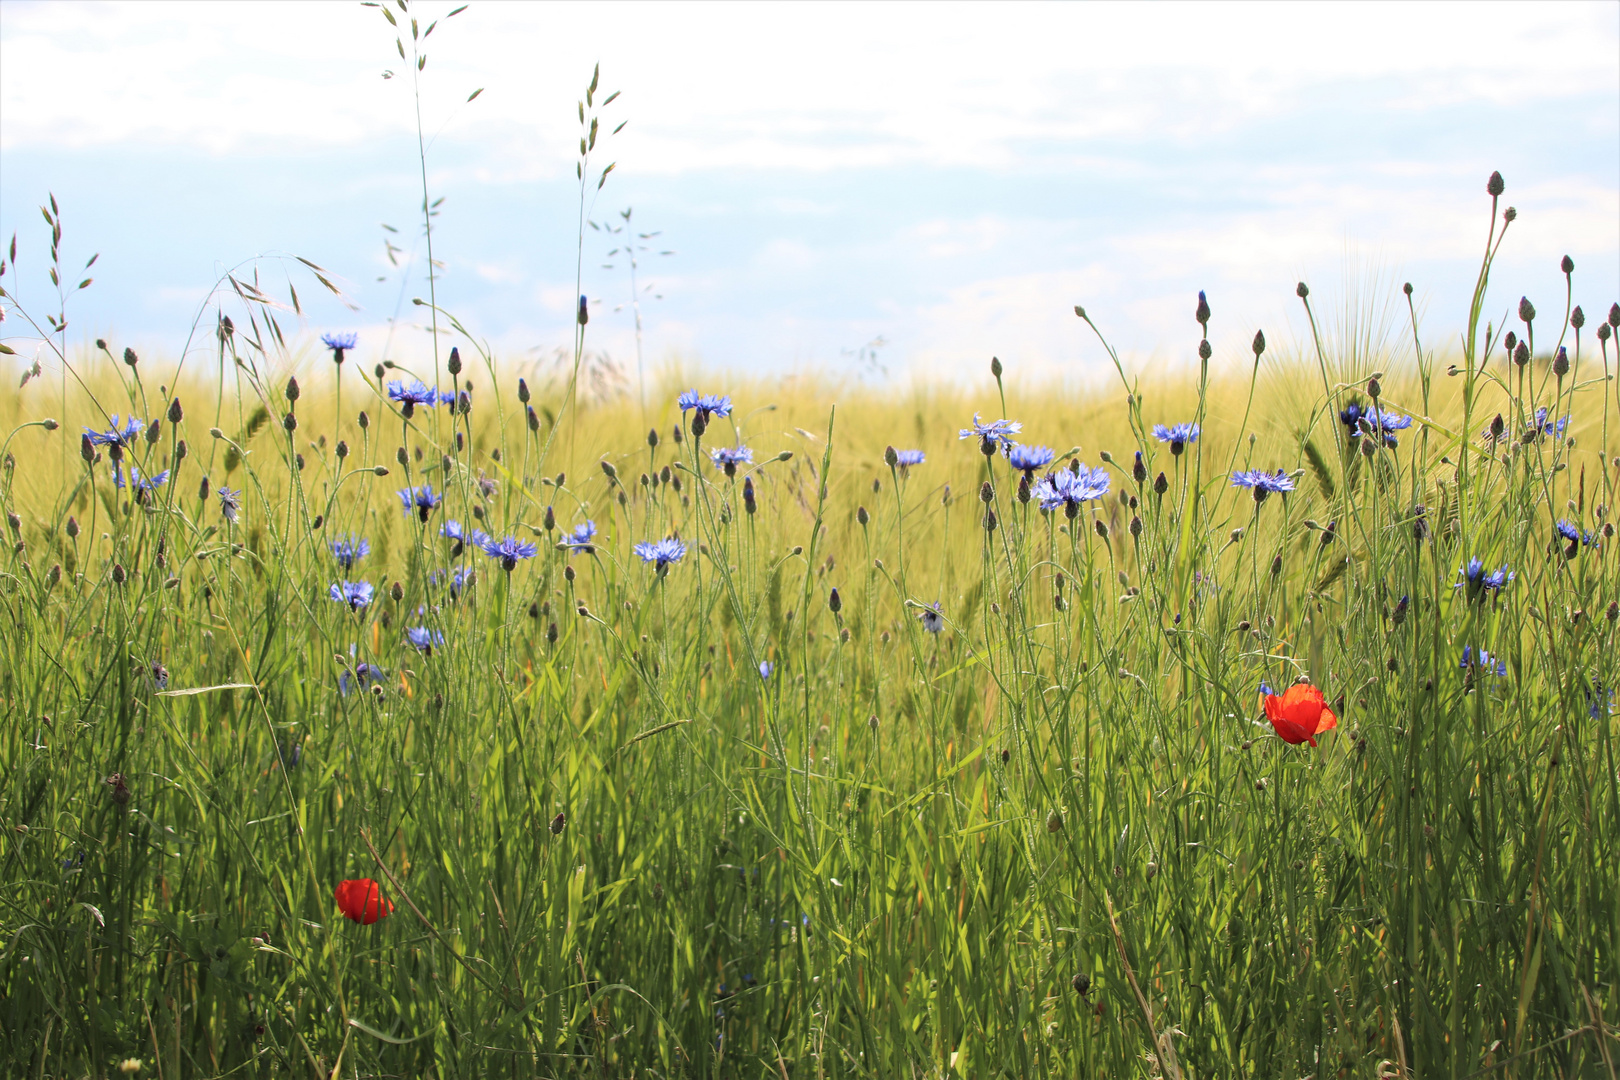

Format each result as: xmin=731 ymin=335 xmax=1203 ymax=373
xmin=1 ymin=26 xmax=1619 ymax=1080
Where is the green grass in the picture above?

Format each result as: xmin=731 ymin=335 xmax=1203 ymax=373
xmin=1 ymin=182 xmax=1618 ymax=1079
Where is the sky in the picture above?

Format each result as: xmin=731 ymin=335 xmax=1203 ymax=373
xmin=1 ymin=0 xmax=1617 ymax=389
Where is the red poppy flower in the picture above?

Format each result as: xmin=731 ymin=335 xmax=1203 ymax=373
xmin=1262 ymin=683 xmax=1338 ymax=747
xmin=333 ymin=878 xmax=393 ymax=925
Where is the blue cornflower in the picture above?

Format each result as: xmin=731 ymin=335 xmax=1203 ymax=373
xmin=217 ymin=486 xmax=242 ymax=523
xmin=1007 ymin=444 xmax=1055 ymax=478
xmin=1032 ymin=464 xmax=1110 ymax=516
xmin=1229 ymin=469 xmax=1295 ymax=502
xmin=893 ymin=449 xmax=926 ymax=473
xmin=958 ymin=413 xmax=1022 ymax=454
xmin=1525 ymin=407 xmax=1569 ymax=441
xmin=1151 ymin=423 xmax=1200 ymax=455
xmin=84 ymin=415 xmax=143 ymax=447
xmin=322 ymin=332 xmax=357 ymax=363
xmin=634 ymin=537 xmax=687 ymax=571
xmin=442 ymin=520 xmax=480 ymax=546
xmin=1338 ymin=402 xmax=1369 ymax=434
xmin=1459 ymin=646 xmax=1508 ymax=678
xmin=387 ymin=378 xmax=452 ymax=408
xmin=710 ymin=445 xmax=754 ymax=474
xmin=677 ymin=389 xmax=733 ymax=420
xmin=1457 ymin=557 xmax=1514 ymax=600
xmin=329 ymin=536 xmax=370 ymax=572
xmin=919 ymin=602 xmax=945 ymax=635
xmin=329 ymin=580 xmax=375 ymax=611
xmin=428 ymin=566 xmax=475 ymax=598
xmin=1360 ymin=408 xmax=1415 ymax=446
xmin=398 ymin=484 xmax=443 ymax=521
xmin=1586 ymin=678 xmax=1614 ymax=720
xmin=406 ymin=626 xmax=445 ymax=654
xmin=1555 ymin=519 xmax=1598 ymax=554
xmin=117 ymin=465 xmax=170 ymax=493
xmin=478 ymin=534 xmax=540 ymax=571
xmin=1258 ymin=681 xmax=1276 ymax=696
xmin=563 ymin=520 xmax=598 ymax=554
xmin=759 ymin=661 xmax=773 ymax=680
xmin=339 ymin=661 xmax=385 ymax=696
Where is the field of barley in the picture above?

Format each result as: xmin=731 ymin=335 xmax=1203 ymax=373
xmin=3 ymin=161 xmax=1620 ymax=1077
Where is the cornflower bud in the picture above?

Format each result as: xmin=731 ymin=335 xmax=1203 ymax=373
xmin=80 ymin=434 xmax=95 ymax=464
xmin=1252 ymin=330 xmax=1266 ymax=356
xmin=1195 ymin=290 xmax=1210 ymax=327
xmin=884 ymin=445 xmax=898 ymax=467
xmin=1017 ymin=475 xmax=1031 ymax=504
xmin=647 ymin=427 xmax=659 ymax=448
xmin=358 ymin=410 xmax=370 ymax=431
xmin=1572 ymin=306 xmax=1585 ymax=330
xmin=283 ymin=412 xmax=297 ymax=433
xmin=123 ymin=347 xmax=138 ymax=368
xmin=1094 ymin=519 xmax=1109 ymax=539
xmin=1154 ymin=472 xmax=1168 ymax=495
xmin=1519 ymin=297 xmax=1536 ymax=324
xmin=447 ymin=346 xmax=462 ymax=376
xmin=168 ymin=397 xmax=183 ymax=423
xmin=1487 ymin=170 xmax=1505 ymax=197
xmin=1296 ymin=282 xmax=1309 ymax=298
xmin=856 ymin=503 xmax=868 ymax=525
xmin=543 ymin=505 xmax=555 ymax=531
xmin=285 ymin=376 xmax=300 ymax=403
xmin=601 ymin=459 xmax=618 ymax=482
xmin=990 ymin=356 xmax=1003 ymax=378
xmin=390 ymin=581 xmax=404 ymax=602
xmin=1561 ymin=254 xmax=1574 ymax=275
xmin=1553 ymin=348 xmax=1569 ymax=378
xmin=1198 ymin=340 xmax=1212 ymax=361
xmin=983 ymin=509 xmax=998 ymax=532
xmin=396 ymin=446 xmax=409 ymax=466
xmin=1503 ymin=206 xmax=1516 ymax=222
xmin=174 ymin=439 xmax=187 ymax=463
xmin=829 ymin=588 xmax=842 ymax=613
xmin=1514 ymin=342 xmax=1530 ymax=367
xmin=336 ymin=440 xmax=349 ymax=460
xmin=66 ymin=516 xmax=80 ymax=538
xmin=979 ymin=480 xmax=993 ymax=504
xmin=1132 ymin=452 xmax=1146 ymax=484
